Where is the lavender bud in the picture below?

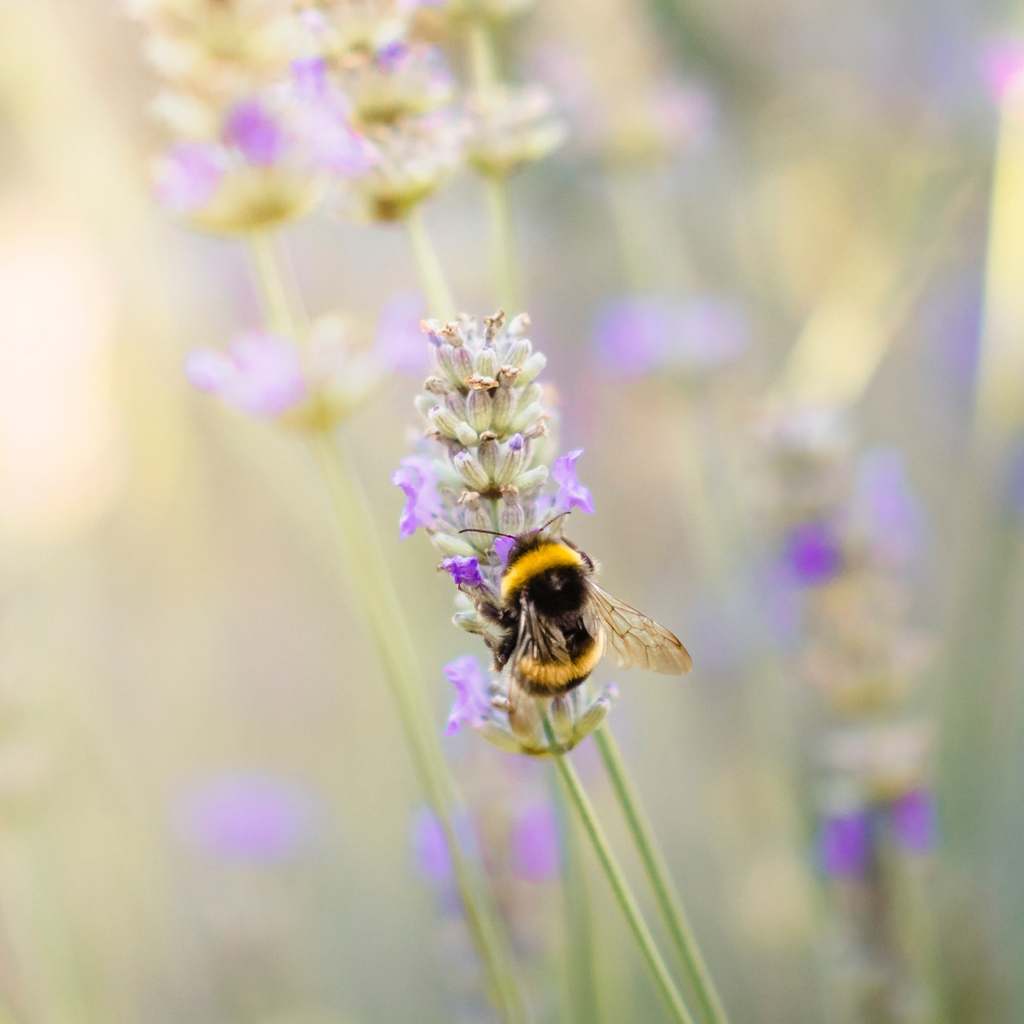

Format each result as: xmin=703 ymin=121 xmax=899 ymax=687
xmin=454 ymin=609 xmax=487 ymax=633
xmin=430 ymin=405 xmax=462 ymax=438
xmin=483 ymin=310 xmax=506 ymax=339
xmin=431 ymin=532 xmax=479 ymax=558
xmin=459 ymin=491 xmax=493 ymax=533
xmin=456 ymin=421 xmax=480 ymax=447
xmin=441 ymin=321 xmax=465 ymax=346
xmin=476 ymin=347 xmax=499 ymax=379
xmin=455 ymin=451 xmax=490 ymax=491
xmin=498 ymin=489 xmax=525 ymax=533
xmin=424 ymin=376 xmax=448 ymax=395
xmin=514 ymin=465 xmax=548 ymax=492
xmin=478 ymin=432 xmax=499 ymax=478
xmin=507 ymin=313 xmax=530 ymax=336
xmin=517 ymin=382 xmax=542 ymax=411
xmin=444 ymin=389 xmax=466 ymax=418
xmin=550 ymin=695 xmax=574 ymax=744
xmin=518 ymin=352 xmax=547 ymax=385
xmin=467 ymin=388 xmax=493 ymax=432
xmin=492 ymin=385 xmax=516 ymax=434
xmin=477 ymin=722 xmax=525 ymax=754
xmin=573 ymin=685 xmax=618 ymax=740
xmin=452 ymin=345 xmax=474 ymax=381
xmin=436 ymin=345 xmax=461 ymax=384
xmin=495 ymin=433 xmax=526 ymax=485
xmin=511 ymin=401 xmax=543 ymax=433
xmin=504 ymin=336 xmax=532 ymax=368
xmin=497 ymin=365 xmax=521 ymax=387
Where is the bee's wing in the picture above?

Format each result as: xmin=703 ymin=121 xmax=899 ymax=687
xmin=588 ymin=584 xmax=693 ymax=675
xmin=512 ymin=595 xmax=571 ymax=667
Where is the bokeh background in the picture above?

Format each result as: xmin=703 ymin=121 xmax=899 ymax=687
xmin=0 ymin=0 xmax=1022 ymax=1022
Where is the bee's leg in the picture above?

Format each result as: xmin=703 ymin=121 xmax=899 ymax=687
xmin=507 ymin=674 xmax=549 ymax=742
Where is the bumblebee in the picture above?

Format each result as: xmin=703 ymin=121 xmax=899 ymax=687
xmin=464 ymin=523 xmax=692 ymax=735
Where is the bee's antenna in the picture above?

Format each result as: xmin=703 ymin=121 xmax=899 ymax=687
xmin=458 ymin=528 xmax=517 ymax=538
xmin=537 ymin=510 xmax=571 ymax=533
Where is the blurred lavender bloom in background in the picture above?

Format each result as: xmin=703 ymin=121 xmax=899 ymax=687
xmin=175 ymin=772 xmax=319 ymax=864
xmin=509 ymin=804 xmax=559 ymax=882
xmin=980 ymin=35 xmax=1024 ymax=101
xmin=819 ymin=811 xmax=870 ymax=878
xmin=593 ymin=295 xmax=748 ymax=381
xmin=891 ymin=788 xmax=937 ymax=854
xmin=411 ymin=805 xmax=453 ymax=881
xmin=782 ymin=521 xmax=843 ymax=587
xmin=373 ymin=290 xmax=429 ymax=375
xmin=185 ymin=331 xmax=308 ymax=417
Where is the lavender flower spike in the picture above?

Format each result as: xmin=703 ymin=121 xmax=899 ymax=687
xmin=553 ymin=449 xmax=596 ymax=515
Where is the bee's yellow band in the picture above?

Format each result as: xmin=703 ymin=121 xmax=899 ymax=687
xmin=517 ymin=632 xmax=605 ymax=690
xmin=501 ymin=542 xmax=583 ymax=599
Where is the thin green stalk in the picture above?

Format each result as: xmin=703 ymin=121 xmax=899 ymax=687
xmin=465 ymin=20 xmax=522 ymax=313
xmin=405 ymin=206 xmax=457 ymax=319
xmin=485 ymin=174 xmax=521 ymax=314
xmin=553 ymin=777 xmax=600 ymax=1024
xmin=594 ymin=726 xmax=730 ymax=1024
xmin=247 ymin=230 xmax=293 ymax=336
xmin=545 ymin=722 xmax=696 ymax=1024
xmin=246 ymin=233 xmax=528 ymax=1024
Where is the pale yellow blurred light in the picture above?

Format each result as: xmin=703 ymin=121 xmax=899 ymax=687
xmin=0 ymin=197 xmax=125 ymax=543
xmin=975 ymin=88 xmax=1024 ymax=439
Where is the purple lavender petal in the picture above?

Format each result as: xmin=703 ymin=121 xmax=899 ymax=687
xmin=891 ymin=789 xmax=937 ymax=854
xmin=510 ymin=804 xmax=560 ymax=882
xmin=820 ymin=811 xmax=870 ymax=877
xmin=373 ymin=291 xmax=429 ymax=375
xmin=552 ymin=449 xmax=596 ymax=515
xmin=175 ymin=772 xmax=317 ymax=863
xmin=224 ymin=97 xmax=285 ymax=166
xmin=593 ymin=297 xmax=668 ymax=379
xmin=494 ymin=536 xmax=516 ymax=565
xmin=410 ymin=805 xmax=452 ymax=881
xmin=391 ymin=455 xmax=444 ymax=539
xmin=443 ymin=555 xmax=486 ymax=587
xmin=153 ymin=142 xmax=226 ymax=214
xmin=443 ymin=655 xmax=491 ymax=735
xmin=784 ymin=521 xmax=842 ymax=586
xmin=185 ymin=332 xmax=307 ymax=417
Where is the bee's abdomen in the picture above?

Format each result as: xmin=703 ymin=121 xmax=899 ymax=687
xmin=517 ymin=629 xmax=605 ymax=695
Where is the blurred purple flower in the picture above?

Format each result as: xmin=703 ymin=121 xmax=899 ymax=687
xmin=552 ymin=449 xmax=595 ymax=515
xmin=593 ymin=294 xmax=748 ymax=379
xmin=373 ymin=291 xmax=429 ymax=375
xmin=820 ymin=811 xmax=870 ymax=877
xmin=224 ymin=97 xmax=285 ymax=166
xmin=891 ymin=788 xmax=937 ymax=854
xmin=784 ymin=521 xmax=842 ymax=586
xmin=510 ymin=804 xmax=560 ymax=882
xmin=176 ymin=772 xmax=317 ymax=863
xmin=443 ymin=655 xmax=491 ymax=736
xmin=153 ymin=142 xmax=226 ymax=214
xmin=593 ymin=297 xmax=667 ymax=379
xmin=980 ymin=36 xmax=1024 ymax=102
xmin=443 ymin=555 xmax=485 ymax=587
xmin=495 ymin=535 xmax=516 ymax=565
xmin=848 ymin=447 xmax=926 ymax=566
xmin=185 ymin=331 xmax=308 ymax=417
xmin=392 ymin=455 xmax=444 ymax=539
xmin=411 ymin=805 xmax=452 ymax=881
xmin=292 ymin=56 xmax=329 ymax=100
xmin=667 ymin=297 xmax=749 ymax=372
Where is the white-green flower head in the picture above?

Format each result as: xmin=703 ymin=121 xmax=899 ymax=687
xmin=466 ymin=85 xmax=566 ymax=178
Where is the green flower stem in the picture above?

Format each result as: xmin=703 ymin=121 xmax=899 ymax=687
xmin=312 ymin=436 xmax=529 ymax=1024
xmin=544 ymin=722 xmax=696 ymax=1024
xmin=553 ymin=778 xmax=601 ymax=1024
xmin=485 ymin=174 xmax=521 ymax=314
xmin=594 ymin=726 xmax=730 ymax=1024
xmin=466 ymin=21 xmax=522 ymax=314
xmin=248 ymin=230 xmax=293 ymax=336
xmin=245 ymin=233 xmax=528 ymax=1024
xmin=405 ymin=206 xmax=457 ymax=319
